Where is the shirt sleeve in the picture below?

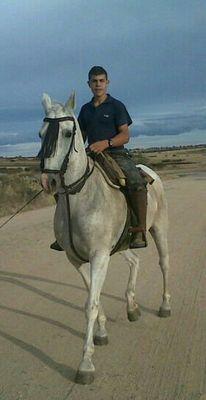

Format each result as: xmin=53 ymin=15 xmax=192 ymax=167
xmin=114 ymin=101 xmax=133 ymax=127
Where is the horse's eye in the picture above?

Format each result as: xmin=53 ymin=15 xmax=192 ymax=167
xmin=65 ymin=130 xmax=72 ymax=138
xmin=39 ymin=132 xmax=42 ymax=138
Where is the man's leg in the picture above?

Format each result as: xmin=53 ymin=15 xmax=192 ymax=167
xmin=109 ymin=150 xmax=148 ymax=248
xmin=127 ymin=187 xmax=147 ymax=248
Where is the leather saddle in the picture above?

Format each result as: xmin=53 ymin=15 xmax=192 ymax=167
xmin=88 ymin=151 xmax=154 ymax=188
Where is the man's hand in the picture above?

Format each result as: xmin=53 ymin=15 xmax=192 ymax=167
xmin=89 ymin=140 xmax=109 ymax=154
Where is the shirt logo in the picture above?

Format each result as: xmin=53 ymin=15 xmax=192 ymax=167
xmin=104 ymin=114 xmax=110 ymax=118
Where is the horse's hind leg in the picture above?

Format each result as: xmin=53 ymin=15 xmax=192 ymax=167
xmin=150 ymin=223 xmax=171 ymax=317
xmin=78 ymin=263 xmax=108 ymax=345
xmin=122 ymin=250 xmax=141 ymax=321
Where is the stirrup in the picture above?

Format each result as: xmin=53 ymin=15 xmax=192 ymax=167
xmin=50 ymin=241 xmax=64 ymax=251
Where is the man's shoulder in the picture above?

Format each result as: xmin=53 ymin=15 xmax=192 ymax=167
xmin=79 ymin=101 xmax=92 ymax=113
xmin=109 ymin=95 xmax=132 ymax=125
xmin=109 ymin=96 xmax=126 ymax=109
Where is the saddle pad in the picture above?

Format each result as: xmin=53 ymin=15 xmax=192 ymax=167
xmin=89 ymin=152 xmax=155 ymax=187
xmin=89 ymin=152 xmax=126 ymax=187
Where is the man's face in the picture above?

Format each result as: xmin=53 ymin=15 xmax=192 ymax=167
xmin=88 ymin=74 xmax=109 ymax=98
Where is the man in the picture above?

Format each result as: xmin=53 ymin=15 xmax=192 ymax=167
xmin=51 ymin=65 xmax=147 ymax=250
xmin=77 ymin=66 xmax=147 ymax=249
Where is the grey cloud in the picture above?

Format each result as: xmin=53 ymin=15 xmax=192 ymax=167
xmin=1 ymin=0 xmax=206 ymax=109
xmin=1 ymin=106 xmax=206 ymax=147
xmin=1 ymin=0 xmax=206 ymax=154
xmin=0 ymin=108 xmax=42 ymax=146
xmin=131 ymin=109 xmax=206 ymax=137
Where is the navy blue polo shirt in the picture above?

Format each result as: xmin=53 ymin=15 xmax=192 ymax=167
xmin=78 ymin=94 xmax=132 ymax=150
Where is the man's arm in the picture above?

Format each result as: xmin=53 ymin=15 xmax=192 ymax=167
xmin=89 ymin=124 xmax=129 ymax=154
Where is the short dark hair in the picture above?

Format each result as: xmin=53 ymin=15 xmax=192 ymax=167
xmin=88 ymin=66 xmax=108 ymax=81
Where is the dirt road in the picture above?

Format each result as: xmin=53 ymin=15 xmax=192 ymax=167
xmin=0 ymin=174 xmax=206 ymax=400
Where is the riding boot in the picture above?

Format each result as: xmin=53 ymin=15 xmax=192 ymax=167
xmin=50 ymin=194 xmax=64 ymax=251
xmin=128 ymin=189 xmax=148 ymax=249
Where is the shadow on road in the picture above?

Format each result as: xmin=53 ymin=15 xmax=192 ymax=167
xmin=0 ymin=304 xmax=84 ymax=339
xmin=0 ymin=269 xmax=125 ymax=302
xmin=139 ymin=303 xmax=159 ymax=316
xmin=0 ymin=328 xmax=76 ymax=382
xmin=0 ymin=270 xmax=159 ymax=318
xmin=0 ymin=275 xmax=84 ymax=311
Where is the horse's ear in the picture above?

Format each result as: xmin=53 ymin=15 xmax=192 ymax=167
xmin=65 ymin=91 xmax=76 ymax=111
xmin=42 ymin=93 xmax=52 ymax=114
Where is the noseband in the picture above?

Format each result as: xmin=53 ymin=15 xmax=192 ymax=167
xmin=38 ymin=116 xmax=77 ymax=174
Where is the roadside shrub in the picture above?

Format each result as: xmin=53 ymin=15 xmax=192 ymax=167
xmin=0 ymin=173 xmax=54 ymax=217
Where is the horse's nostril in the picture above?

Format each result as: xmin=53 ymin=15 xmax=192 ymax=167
xmin=51 ymin=179 xmax=56 ymax=188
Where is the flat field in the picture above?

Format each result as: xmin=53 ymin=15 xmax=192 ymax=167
xmin=0 ymin=145 xmax=205 ymax=217
xmin=132 ymin=145 xmax=206 ymax=179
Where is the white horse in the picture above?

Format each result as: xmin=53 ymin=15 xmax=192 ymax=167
xmin=39 ymin=92 xmax=171 ymax=385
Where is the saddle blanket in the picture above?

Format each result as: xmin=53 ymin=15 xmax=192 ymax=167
xmin=92 ymin=151 xmax=154 ymax=188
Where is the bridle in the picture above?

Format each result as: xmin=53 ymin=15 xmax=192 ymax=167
xmin=38 ymin=116 xmax=77 ymax=174
xmin=38 ymin=115 xmax=94 ymax=195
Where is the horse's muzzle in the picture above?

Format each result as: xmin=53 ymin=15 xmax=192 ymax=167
xmin=41 ymin=173 xmax=61 ymax=194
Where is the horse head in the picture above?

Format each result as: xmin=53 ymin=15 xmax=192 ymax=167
xmin=38 ymin=92 xmax=77 ymax=194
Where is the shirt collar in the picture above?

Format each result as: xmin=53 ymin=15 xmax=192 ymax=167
xmin=90 ymin=94 xmax=113 ymax=107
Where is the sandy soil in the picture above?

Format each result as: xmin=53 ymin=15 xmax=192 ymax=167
xmin=0 ymin=173 xmax=206 ymax=400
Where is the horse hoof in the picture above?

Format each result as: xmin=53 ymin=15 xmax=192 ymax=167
xmin=75 ymin=370 xmax=95 ymax=385
xmin=158 ymin=308 xmax=171 ymax=318
xmin=94 ymin=335 xmax=109 ymax=346
xmin=127 ymin=308 xmax=141 ymax=322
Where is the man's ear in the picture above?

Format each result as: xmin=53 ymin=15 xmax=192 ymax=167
xmin=65 ymin=91 xmax=76 ymax=111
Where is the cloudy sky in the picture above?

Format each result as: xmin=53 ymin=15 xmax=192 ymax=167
xmin=0 ymin=0 xmax=206 ymax=156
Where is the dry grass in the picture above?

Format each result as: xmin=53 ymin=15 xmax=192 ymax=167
xmin=0 ymin=146 xmax=205 ymax=217
xmin=131 ymin=146 xmax=206 ymax=180
xmin=0 ymin=158 xmax=54 ymax=217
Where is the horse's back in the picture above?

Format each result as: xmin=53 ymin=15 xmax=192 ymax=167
xmin=136 ymin=164 xmax=162 ymax=183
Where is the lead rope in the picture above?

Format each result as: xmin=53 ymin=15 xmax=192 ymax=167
xmin=0 ymin=189 xmax=43 ymax=229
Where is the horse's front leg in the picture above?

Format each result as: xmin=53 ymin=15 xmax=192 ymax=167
xmin=78 ymin=263 xmax=108 ymax=345
xmin=76 ymin=251 xmax=110 ymax=385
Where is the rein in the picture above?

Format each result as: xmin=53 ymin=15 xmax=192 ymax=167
xmin=0 ymin=189 xmax=43 ymax=229
xmin=60 ymin=158 xmax=94 ymax=195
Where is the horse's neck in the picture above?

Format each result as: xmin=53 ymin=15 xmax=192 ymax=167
xmin=64 ymin=125 xmax=88 ymax=186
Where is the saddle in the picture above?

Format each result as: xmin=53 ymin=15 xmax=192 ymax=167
xmin=89 ymin=151 xmax=154 ymax=188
